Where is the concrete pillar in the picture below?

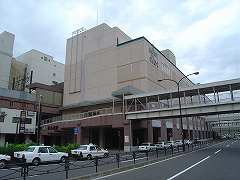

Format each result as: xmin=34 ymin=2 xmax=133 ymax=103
xmin=0 ymin=134 xmax=5 ymax=147
xmin=99 ymin=127 xmax=104 ymax=148
xmin=172 ymin=119 xmax=178 ymax=140
xmin=147 ymin=121 xmax=153 ymax=143
xmin=25 ymin=135 xmax=32 ymax=144
xmin=76 ymin=127 xmax=82 ymax=144
xmin=161 ymin=120 xmax=167 ymax=141
xmin=124 ymin=124 xmax=131 ymax=152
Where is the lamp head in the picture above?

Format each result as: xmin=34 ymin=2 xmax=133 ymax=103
xmin=193 ymin=72 xmax=199 ymax=75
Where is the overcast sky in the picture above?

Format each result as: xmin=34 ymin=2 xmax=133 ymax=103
xmin=0 ymin=0 xmax=239 ymax=84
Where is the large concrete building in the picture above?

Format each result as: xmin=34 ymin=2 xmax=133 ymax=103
xmin=41 ymin=24 xmax=209 ymax=151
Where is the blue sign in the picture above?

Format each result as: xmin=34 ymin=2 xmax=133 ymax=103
xmin=74 ymin=127 xmax=80 ymax=134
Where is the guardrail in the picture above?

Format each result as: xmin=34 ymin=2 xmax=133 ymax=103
xmin=0 ymin=139 xmax=219 ymax=180
xmin=41 ymin=107 xmax=123 ymax=126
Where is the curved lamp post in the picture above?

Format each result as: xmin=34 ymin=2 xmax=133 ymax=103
xmin=158 ymin=72 xmax=199 ymax=151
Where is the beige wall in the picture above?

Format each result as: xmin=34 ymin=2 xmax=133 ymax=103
xmin=63 ymin=23 xmax=194 ymax=107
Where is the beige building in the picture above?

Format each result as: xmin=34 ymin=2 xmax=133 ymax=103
xmin=41 ymin=24 xmax=209 ymax=151
xmin=64 ymin=23 xmax=191 ymax=107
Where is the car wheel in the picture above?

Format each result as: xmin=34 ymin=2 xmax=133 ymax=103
xmin=32 ymin=158 xmax=40 ymax=166
xmin=0 ymin=160 xmax=6 ymax=169
xmin=60 ymin=156 xmax=66 ymax=163
xmin=103 ymin=153 xmax=109 ymax=158
xmin=87 ymin=154 xmax=92 ymax=160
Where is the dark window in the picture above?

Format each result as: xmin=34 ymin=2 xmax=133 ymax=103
xmin=53 ymin=73 xmax=56 ymax=77
xmin=0 ymin=112 xmax=7 ymax=122
xmin=90 ymin=146 xmax=96 ymax=151
xmin=48 ymin=147 xmax=58 ymax=153
xmin=38 ymin=147 xmax=48 ymax=153
xmin=44 ymin=56 xmax=48 ymax=61
xmin=12 ymin=117 xmax=32 ymax=124
xmin=41 ymin=57 xmax=43 ymax=59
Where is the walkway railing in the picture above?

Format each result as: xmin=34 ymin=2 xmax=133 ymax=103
xmin=41 ymin=107 xmax=123 ymax=126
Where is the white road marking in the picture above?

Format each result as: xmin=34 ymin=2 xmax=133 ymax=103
xmin=166 ymin=156 xmax=211 ymax=180
xmin=121 ymin=157 xmax=146 ymax=163
xmin=214 ymin=149 xmax=222 ymax=154
xmin=92 ymin=141 xmax=225 ymax=180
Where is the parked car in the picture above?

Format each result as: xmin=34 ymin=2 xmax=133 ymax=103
xmin=155 ymin=142 xmax=166 ymax=149
xmin=174 ymin=140 xmax=183 ymax=147
xmin=71 ymin=144 xmax=109 ymax=160
xmin=14 ymin=146 xmax=68 ymax=166
xmin=0 ymin=154 xmax=11 ymax=168
xmin=184 ymin=140 xmax=193 ymax=145
xmin=138 ymin=143 xmax=157 ymax=151
xmin=166 ymin=141 xmax=175 ymax=148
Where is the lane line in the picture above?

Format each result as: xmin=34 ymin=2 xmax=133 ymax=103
xmin=92 ymin=141 xmax=225 ymax=180
xmin=214 ymin=149 xmax=222 ymax=154
xmin=166 ymin=156 xmax=211 ymax=180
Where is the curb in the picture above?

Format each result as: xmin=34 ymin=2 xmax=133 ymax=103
xmin=69 ymin=141 xmax=223 ymax=180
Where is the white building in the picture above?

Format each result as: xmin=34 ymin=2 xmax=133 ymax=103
xmin=17 ymin=49 xmax=64 ymax=86
xmin=0 ymin=31 xmax=14 ymax=89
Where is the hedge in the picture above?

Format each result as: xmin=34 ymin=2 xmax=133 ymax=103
xmin=0 ymin=143 xmax=80 ymax=156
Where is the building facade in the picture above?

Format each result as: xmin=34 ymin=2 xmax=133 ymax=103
xmin=0 ymin=31 xmax=64 ymax=146
xmin=41 ymin=24 xmax=210 ymax=151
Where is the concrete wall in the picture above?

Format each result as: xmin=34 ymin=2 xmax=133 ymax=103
xmin=0 ymin=31 xmax=14 ymax=89
xmin=17 ymin=49 xmax=64 ymax=86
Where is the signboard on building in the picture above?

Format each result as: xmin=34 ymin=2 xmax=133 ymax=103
xmin=19 ymin=111 xmax=26 ymax=133
xmin=74 ymin=127 xmax=80 ymax=135
xmin=124 ymin=136 xmax=129 ymax=143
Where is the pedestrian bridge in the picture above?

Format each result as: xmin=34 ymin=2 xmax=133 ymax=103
xmin=125 ymin=78 xmax=240 ymax=120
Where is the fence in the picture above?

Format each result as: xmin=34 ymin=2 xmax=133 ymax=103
xmin=0 ymin=139 xmax=218 ymax=180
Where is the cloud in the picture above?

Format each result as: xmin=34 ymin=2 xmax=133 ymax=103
xmin=0 ymin=0 xmax=239 ymax=84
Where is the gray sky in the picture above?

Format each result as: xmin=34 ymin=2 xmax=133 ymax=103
xmin=0 ymin=0 xmax=239 ymax=84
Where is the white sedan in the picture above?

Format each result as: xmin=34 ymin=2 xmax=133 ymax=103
xmin=138 ymin=143 xmax=157 ymax=151
xmin=71 ymin=144 xmax=109 ymax=160
xmin=14 ymin=146 xmax=68 ymax=166
xmin=0 ymin=154 xmax=11 ymax=168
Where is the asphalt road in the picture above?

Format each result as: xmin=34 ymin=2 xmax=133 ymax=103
xmin=0 ymin=141 xmax=221 ymax=180
xmin=93 ymin=140 xmax=239 ymax=180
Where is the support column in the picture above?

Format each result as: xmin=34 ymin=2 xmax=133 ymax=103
xmin=99 ymin=127 xmax=105 ymax=148
xmin=147 ymin=121 xmax=153 ymax=143
xmin=76 ymin=127 xmax=82 ymax=144
xmin=161 ymin=120 xmax=167 ymax=141
xmin=0 ymin=134 xmax=5 ymax=147
xmin=124 ymin=124 xmax=131 ymax=152
xmin=172 ymin=119 xmax=179 ymax=140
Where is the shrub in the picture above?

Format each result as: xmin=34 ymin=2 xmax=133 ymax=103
xmin=54 ymin=144 xmax=80 ymax=154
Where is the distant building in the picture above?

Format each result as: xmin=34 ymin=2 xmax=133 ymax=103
xmin=0 ymin=31 xmax=14 ymax=89
xmin=0 ymin=31 xmax=64 ymax=146
xmin=17 ymin=49 xmax=64 ymax=87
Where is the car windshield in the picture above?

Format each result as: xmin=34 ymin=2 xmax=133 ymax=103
xmin=25 ymin=147 xmax=35 ymax=152
xmin=78 ymin=145 xmax=87 ymax=150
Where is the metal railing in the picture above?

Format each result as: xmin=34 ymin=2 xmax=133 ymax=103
xmin=0 ymin=139 xmax=217 ymax=180
xmin=41 ymin=107 xmax=123 ymax=126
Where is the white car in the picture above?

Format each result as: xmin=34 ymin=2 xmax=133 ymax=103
xmin=184 ymin=140 xmax=193 ymax=145
xmin=138 ymin=143 xmax=157 ymax=151
xmin=14 ymin=146 xmax=68 ymax=166
xmin=71 ymin=144 xmax=109 ymax=160
xmin=174 ymin=140 xmax=183 ymax=146
xmin=0 ymin=154 xmax=11 ymax=168
xmin=166 ymin=141 xmax=175 ymax=148
xmin=155 ymin=142 xmax=166 ymax=149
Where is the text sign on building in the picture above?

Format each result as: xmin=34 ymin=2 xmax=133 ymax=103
xmin=19 ymin=111 xmax=26 ymax=133
xmin=74 ymin=127 xmax=80 ymax=135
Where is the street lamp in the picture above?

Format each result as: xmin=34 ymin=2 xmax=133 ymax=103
xmin=158 ymin=72 xmax=199 ymax=151
xmin=36 ymin=94 xmax=43 ymax=145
